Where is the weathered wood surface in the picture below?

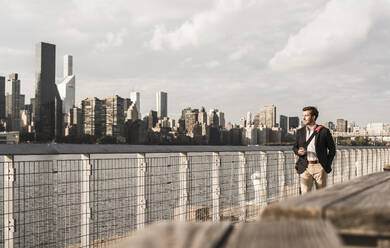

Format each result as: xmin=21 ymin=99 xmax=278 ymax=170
xmin=225 ymin=220 xmax=342 ymax=248
xmin=110 ymin=220 xmax=342 ymax=248
xmin=261 ymin=172 xmax=390 ymax=237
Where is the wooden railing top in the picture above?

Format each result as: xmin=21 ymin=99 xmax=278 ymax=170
xmin=0 ymin=144 xmax=386 ymax=155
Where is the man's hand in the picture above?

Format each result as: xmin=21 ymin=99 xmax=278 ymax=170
xmin=298 ymin=147 xmax=307 ymax=156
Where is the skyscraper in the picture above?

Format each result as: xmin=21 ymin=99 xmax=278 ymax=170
xmin=105 ymin=95 xmax=125 ymax=137
xmin=5 ymin=73 xmax=23 ymax=131
xmin=130 ymin=91 xmax=141 ymax=118
xmin=216 ymin=111 xmax=225 ymax=128
xmin=156 ymin=91 xmax=167 ymax=119
xmin=34 ymin=42 xmax=62 ymax=141
xmin=198 ymin=107 xmax=207 ymax=125
xmin=57 ymin=55 xmax=75 ymax=114
xmin=0 ymin=76 xmax=5 ymax=119
xmin=336 ymin=119 xmax=348 ymax=132
xmin=208 ymin=109 xmax=219 ymax=128
xmin=246 ymin=112 xmax=252 ymax=126
xmin=259 ymin=105 xmax=276 ymax=128
xmin=81 ymin=97 xmax=106 ymax=136
xmin=280 ymin=115 xmax=288 ymax=133
xmin=288 ymin=116 xmax=299 ymax=130
xmin=184 ymin=108 xmax=198 ymax=133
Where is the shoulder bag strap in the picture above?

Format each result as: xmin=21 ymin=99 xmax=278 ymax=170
xmin=303 ymin=125 xmax=323 ymax=148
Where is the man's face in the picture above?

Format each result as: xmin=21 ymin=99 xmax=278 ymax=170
xmin=303 ymin=110 xmax=315 ymax=126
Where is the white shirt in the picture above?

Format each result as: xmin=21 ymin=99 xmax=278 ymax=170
xmin=306 ymin=125 xmax=318 ymax=162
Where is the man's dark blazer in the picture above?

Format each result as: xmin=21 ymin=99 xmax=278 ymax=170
xmin=293 ymin=125 xmax=336 ymax=174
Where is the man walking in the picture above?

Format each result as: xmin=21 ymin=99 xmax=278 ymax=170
xmin=293 ymin=106 xmax=336 ymax=193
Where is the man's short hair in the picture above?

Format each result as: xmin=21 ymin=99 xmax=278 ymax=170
xmin=302 ymin=106 xmax=319 ymax=120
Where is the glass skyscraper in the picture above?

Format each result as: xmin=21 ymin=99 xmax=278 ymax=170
xmin=34 ymin=42 xmax=62 ymax=141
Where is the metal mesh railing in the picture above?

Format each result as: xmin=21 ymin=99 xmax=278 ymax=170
xmin=0 ymin=147 xmax=389 ymax=247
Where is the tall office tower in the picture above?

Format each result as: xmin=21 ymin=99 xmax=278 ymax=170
xmin=156 ymin=91 xmax=167 ymax=119
xmin=105 ymin=95 xmax=125 ymax=137
xmin=348 ymin=121 xmax=356 ymax=132
xmin=280 ymin=115 xmax=288 ymax=133
xmin=288 ymin=116 xmax=299 ymax=129
xmin=208 ymin=109 xmax=219 ymax=128
xmin=70 ymin=107 xmax=82 ymax=126
xmin=239 ymin=117 xmax=246 ymax=128
xmin=198 ymin=107 xmax=207 ymax=125
xmin=325 ymin=121 xmax=335 ymax=131
xmin=181 ymin=107 xmax=191 ymax=119
xmin=65 ymin=106 xmax=83 ymax=136
xmin=253 ymin=113 xmax=260 ymax=127
xmin=125 ymin=103 xmax=139 ymax=121
xmin=216 ymin=111 xmax=225 ymax=128
xmin=123 ymin=98 xmax=132 ymax=114
xmin=184 ymin=108 xmax=199 ymax=133
xmin=5 ymin=73 xmax=22 ymax=131
xmin=259 ymin=105 xmax=276 ymax=128
xmin=246 ymin=112 xmax=252 ymax=126
xmin=34 ymin=42 xmax=62 ymax=140
xmin=148 ymin=110 xmax=158 ymax=129
xmin=0 ymin=76 xmax=5 ymax=119
xmin=130 ymin=91 xmax=141 ymax=118
xmin=57 ymin=55 xmax=76 ymax=114
xmin=336 ymin=119 xmax=348 ymax=132
xmin=30 ymin=98 xmax=36 ymax=123
xmin=81 ymin=97 xmax=106 ymax=136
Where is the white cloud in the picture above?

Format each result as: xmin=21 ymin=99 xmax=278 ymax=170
xmin=205 ymin=60 xmax=221 ymax=68
xmin=0 ymin=47 xmax=33 ymax=57
xmin=229 ymin=45 xmax=251 ymax=61
xmin=149 ymin=0 xmax=256 ymax=50
xmin=95 ymin=29 xmax=127 ymax=52
xmin=269 ymin=0 xmax=378 ymax=71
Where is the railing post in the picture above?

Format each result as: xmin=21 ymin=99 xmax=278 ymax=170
xmin=259 ymin=151 xmax=269 ymax=204
xmin=238 ymin=152 xmax=246 ymax=221
xmin=179 ymin=153 xmax=189 ymax=221
xmin=367 ymin=149 xmax=372 ymax=175
xmin=292 ymin=153 xmax=300 ymax=196
xmin=356 ymin=149 xmax=362 ymax=177
xmin=137 ymin=153 xmax=147 ymax=229
xmin=212 ymin=152 xmax=221 ymax=221
xmin=3 ymin=155 xmax=15 ymax=248
xmin=362 ymin=149 xmax=368 ymax=176
xmin=380 ymin=149 xmax=385 ymax=171
xmin=277 ymin=151 xmax=286 ymax=200
xmin=350 ymin=149 xmax=356 ymax=179
xmin=376 ymin=149 xmax=380 ymax=172
xmin=81 ymin=154 xmax=91 ymax=248
xmin=335 ymin=150 xmax=342 ymax=184
xmin=375 ymin=149 xmax=379 ymax=172
xmin=387 ymin=148 xmax=390 ymax=165
xmin=371 ymin=149 xmax=376 ymax=174
xmin=344 ymin=149 xmax=351 ymax=181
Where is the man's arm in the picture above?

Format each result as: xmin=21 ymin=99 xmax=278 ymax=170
xmin=326 ymin=129 xmax=336 ymax=166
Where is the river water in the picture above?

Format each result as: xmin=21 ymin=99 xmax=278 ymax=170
xmin=1 ymin=147 xmax=302 ymax=247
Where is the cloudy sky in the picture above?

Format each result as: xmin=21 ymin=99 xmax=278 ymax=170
xmin=1 ymin=0 xmax=390 ymax=126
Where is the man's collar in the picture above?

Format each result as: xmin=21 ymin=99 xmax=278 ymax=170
xmin=306 ymin=124 xmax=317 ymax=132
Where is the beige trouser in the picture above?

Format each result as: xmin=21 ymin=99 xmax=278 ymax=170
xmin=300 ymin=163 xmax=327 ymax=194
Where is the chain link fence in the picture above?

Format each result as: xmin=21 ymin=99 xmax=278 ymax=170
xmin=0 ymin=147 xmax=389 ymax=247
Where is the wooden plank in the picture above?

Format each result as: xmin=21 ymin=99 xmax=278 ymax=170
xmin=111 ymin=221 xmax=232 ymax=248
xmin=226 ymin=220 xmax=343 ymax=248
xmin=261 ymin=172 xmax=390 ymax=237
xmin=112 ymin=220 xmax=342 ymax=248
xmin=325 ymin=177 xmax=390 ymax=236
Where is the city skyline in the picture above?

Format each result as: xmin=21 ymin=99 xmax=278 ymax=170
xmin=1 ymin=0 xmax=390 ymax=125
